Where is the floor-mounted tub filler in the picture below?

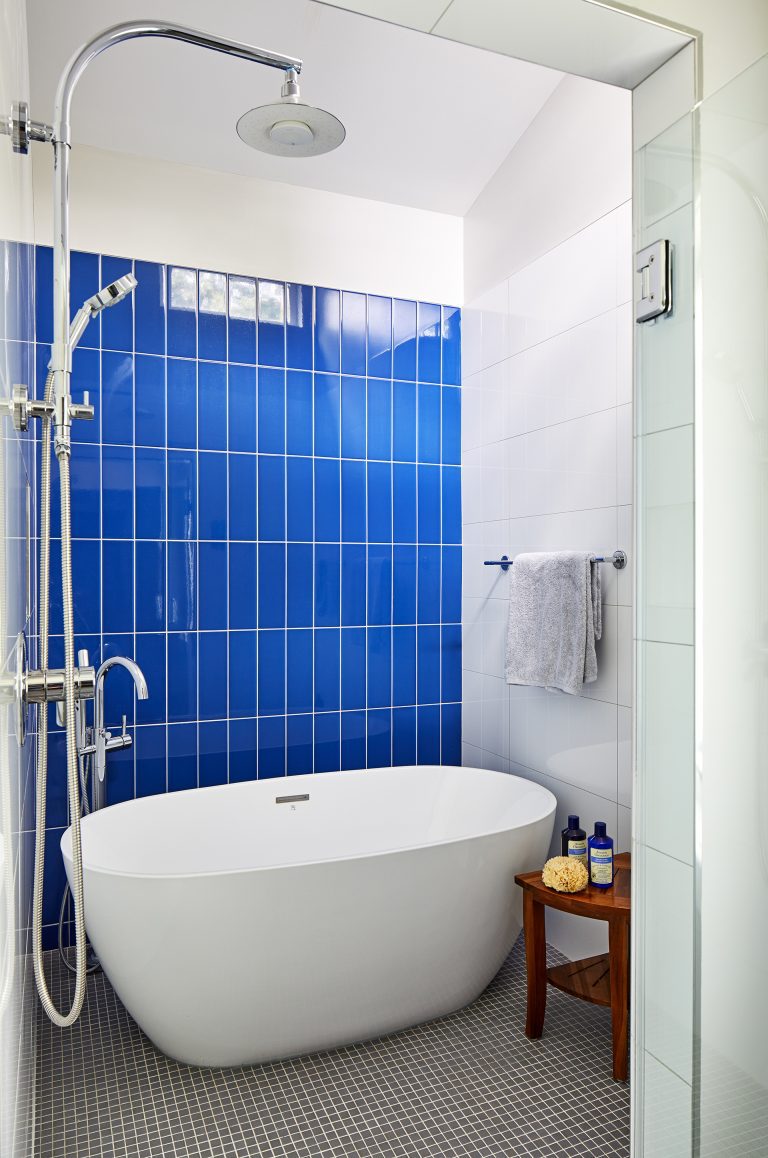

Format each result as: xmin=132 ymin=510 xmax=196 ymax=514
xmin=62 ymin=765 xmax=555 ymax=1066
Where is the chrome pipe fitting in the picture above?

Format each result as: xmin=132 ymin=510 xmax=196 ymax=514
xmin=24 ymin=665 xmax=96 ymax=705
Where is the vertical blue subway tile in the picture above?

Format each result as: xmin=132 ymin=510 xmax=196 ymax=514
xmin=68 ymin=442 xmax=100 ymax=538
xmin=441 ymin=466 xmax=461 ymax=544
xmin=42 ymin=828 xmax=67 ymax=925
xmin=198 ymin=271 xmax=227 ymax=362
xmin=417 ymin=302 xmax=441 ymax=384
xmin=314 ymin=629 xmax=340 ymax=712
xmin=314 ymin=287 xmax=340 ymax=373
xmin=101 ymin=256 xmax=134 ymax=352
xmin=70 ymin=251 xmax=101 ymax=347
xmin=441 ymin=306 xmax=461 ymax=386
xmin=101 ymin=351 xmax=133 ymax=445
xmin=341 ymin=543 xmax=366 ymax=627
xmin=196 ymin=451 xmax=228 ymax=540
xmin=199 ymin=720 xmax=228 ymax=787
xmin=287 ymin=457 xmax=313 ymax=541
xmin=227 ymin=275 xmax=256 ymax=364
xmin=198 ymin=633 xmax=228 ymax=721
xmin=258 ymin=455 xmax=284 ymax=541
xmin=286 ymin=369 xmax=312 ymax=455
xmin=258 ymin=279 xmax=286 ymax=367
xmin=167 ymin=266 xmax=196 ymax=358
xmin=367 ymin=378 xmax=391 ymax=462
xmin=367 ymin=545 xmax=392 ymax=626
xmin=367 ymin=627 xmax=391 ymax=709
xmin=314 ymin=458 xmax=340 ymax=543
xmin=258 ymin=716 xmax=286 ymax=778
xmin=198 ymin=541 xmax=227 ymax=631
xmin=136 ymin=633 xmax=166 ymax=725
xmin=417 ymin=383 xmax=440 ymax=464
xmin=229 ymin=542 xmax=257 ymax=630
xmin=71 ymin=346 xmax=101 ymax=445
xmin=341 ymin=710 xmax=366 ymax=770
xmin=442 ymin=385 xmax=461 ymax=464
xmin=167 ymin=541 xmax=196 ymax=630
xmin=392 ymin=706 xmax=416 ymax=766
xmin=167 ymin=450 xmax=196 ymax=540
xmin=229 ymin=630 xmax=257 ymax=718
xmin=314 ymin=544 xmax=340 ymax=628
xmin=136 ymin=725 xmax=166 ymax=798
xmin=367 ymin=296 xmax=392 ymax=379
xmin=258 ymin=367 xmax=285 ymax=453
xmin=287 ymin=543 xmax=313 ymax=628
xmin=417 ymin=625 xmax=441 ymax=704
xmin=167 ymin=357 xmax=196 ymax=449
xmin=392 ymin=626 xmax=416 ymax=707
xmin=417 ymin=546 xmax=441 ymax=624
xmin=71 ymin=540 xmax=100 ymax=634
xmin=341 ymin=291 xmax=366 ymax=376
xmin=393 ymin=546 xmax=417 ymax=625
xmin=134 ymin=260 xmax=166 ymax=355
xmin=258 ymin=542 xmax=285 ymax=628
xmin=287 ymin=714 xmax=313 ymax=774
xmin=258 ymin=630 xmax=285 ymax=715
xmin=135 ymin=447 xmax=165 ymax=538
xmin=102 ymin=541 xmax=133 ymax=634
xmin=313 ymin=372 xmax=340 ymax=457
xmin=393 ymin=380 xmax=416 ymax=462
xmin=441 ymin=545 xmax=462 ymax=624
xmin=441 ymin=624 xmax=462 ymax=703
xmin=314 ymin=712 xmax=340 ymax=773
xmin=198 ymin=360 xmax=226 ymax=451
xmin=34 ymin=245 xmax=53 ymax=343
xmin=418 ymin=464 xmax=441 ymax=545
xmin=168 ymin=723 xmax=197 ymax=792
xmin=228 ymin=363 xmax=257 ymax=453
xmin=135 ymin=541 xmax=165 ymax=631
xmin=167 ymin=632 xmax=197 ymax=723
xmin=341 ymin=460 xmax=365 ymax=543
xmin=226 ymin=454 xmax=255 ymax=540
xmin=287 ymin=629 xmax=313 ymax=714
xmin=417 ymin=705 xmax=441 ymax=764
xmin=367 ymin=462 xmax=391 ymax=543
xmin=393 ymin=463 xmax=416 ymax=544
xmin=367 ymin=709 xmax=391 ymax=769
xmin=286 ymin=284 xmax=313 ymax=370
xmin=229 ymin=718 xmax=258 ymax=783
xmin=341 ymin=375 xmax=366 ymax=459
xmin=341 ymin=628 xmax=366 ymax=711
xmin=135 ymin=353 xmax=165 ymax=448
xmin=441 ymin=703 xmax=462 ymax=765
xmin=392 ymin=299 xmax=416 ymax=381
xmin=102 ymin=444 xmax=134 ymax=539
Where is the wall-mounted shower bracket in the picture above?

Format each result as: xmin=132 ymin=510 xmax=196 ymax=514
xmin=636 ymin=239 xmax=672 ymax=323
xmin=0 ymin=383 xmax=94 ymax=433
xmin=0 ymin=101 xmax=53 ymax=154
xmin=24 ymin=665 xmax=96 ymax=706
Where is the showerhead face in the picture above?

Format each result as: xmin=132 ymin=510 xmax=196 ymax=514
xmin=237 ymin=69 xmax=345 ymax=158
xmin=87 ymin=273 xmax=138 ymax=314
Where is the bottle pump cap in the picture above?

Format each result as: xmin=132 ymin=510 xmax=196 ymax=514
xmin=594 ymin=821 xmax=607 ymax=837
xmin=567 ymin=815 xmax=580 ymax=828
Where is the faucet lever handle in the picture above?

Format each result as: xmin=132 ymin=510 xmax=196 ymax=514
xmin=121 ymin=714 xmax=127 ymax=738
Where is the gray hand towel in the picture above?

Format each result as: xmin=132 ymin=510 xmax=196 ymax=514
xmin=504 ymin=551 xmax=602 ymax=696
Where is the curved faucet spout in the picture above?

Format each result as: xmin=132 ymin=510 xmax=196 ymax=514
xmin=94 ymin=656 xmax=149 ymax=734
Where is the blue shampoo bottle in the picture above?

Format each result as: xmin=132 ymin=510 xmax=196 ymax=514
xmin=588 ymin=821 xmax=614 ymax=888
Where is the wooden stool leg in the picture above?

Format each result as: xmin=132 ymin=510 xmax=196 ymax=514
xmin=523 ymin=891 xmax=547 ymax=1038
xmin=608 ymin=916 xmax=629 ymax=1080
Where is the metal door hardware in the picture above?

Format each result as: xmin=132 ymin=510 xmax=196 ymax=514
xmin=636 ymin=239 xmax=672 ymax=323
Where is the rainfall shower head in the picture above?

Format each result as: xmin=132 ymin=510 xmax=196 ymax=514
xmin=236 ymin=68 xmax=345 ymax=157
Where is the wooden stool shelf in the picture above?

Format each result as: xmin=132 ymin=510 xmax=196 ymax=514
xmin=514 ymin=852 xmax=631 ymax=1081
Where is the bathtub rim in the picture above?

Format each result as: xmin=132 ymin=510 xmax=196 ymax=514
xmin=62 ymin=764 xmax=557 ymax=882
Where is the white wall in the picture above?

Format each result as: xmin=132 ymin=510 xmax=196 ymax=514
xmin=32 ymin=145 xmax=463 ymax=305
xmin=461 ymin=75 xmax=632 ymax=960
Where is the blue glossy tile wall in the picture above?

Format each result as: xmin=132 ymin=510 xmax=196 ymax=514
xmin=36 ymin=247 xmax=461 ymax=941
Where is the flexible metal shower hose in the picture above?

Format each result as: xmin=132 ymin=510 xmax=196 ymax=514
xmin=32 ymin=370 xmax=88 ymax=1024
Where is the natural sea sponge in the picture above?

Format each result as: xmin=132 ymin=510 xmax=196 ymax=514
xmin=541 ymin=856 xmax=588 ymax=893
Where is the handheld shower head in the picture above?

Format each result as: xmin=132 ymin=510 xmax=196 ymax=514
xmin=66 ymin=272 xmax=138 ymax=354
xmin=237 ymin=68 xmax=345 ymax=158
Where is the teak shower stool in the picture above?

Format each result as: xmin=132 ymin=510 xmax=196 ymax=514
xmin=514 ymin=851 xmax=631 ymax=1081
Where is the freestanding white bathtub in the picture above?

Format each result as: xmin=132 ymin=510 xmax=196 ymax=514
xmin=62 ymin=765 xmax=555 ymax=1067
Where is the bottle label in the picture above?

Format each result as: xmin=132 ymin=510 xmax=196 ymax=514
xmin=590 ymin=849 xmax=614 ymax=885
xmin=567 ymin=839 xmax=587 ymax=865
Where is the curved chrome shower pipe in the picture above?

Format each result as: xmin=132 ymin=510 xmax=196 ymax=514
xmin=35 ymin=21 xmax=304 ymax=1026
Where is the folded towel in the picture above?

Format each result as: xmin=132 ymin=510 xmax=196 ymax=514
xmin=504 ymin=551 xmax=602 ymax=695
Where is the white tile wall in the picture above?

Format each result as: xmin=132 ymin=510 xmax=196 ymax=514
xmin=462 ymin=203 xmax=634 ymax=961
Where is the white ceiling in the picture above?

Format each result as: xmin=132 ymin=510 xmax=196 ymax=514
xmin=27 ymin=0 xmax=565 ymax=216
